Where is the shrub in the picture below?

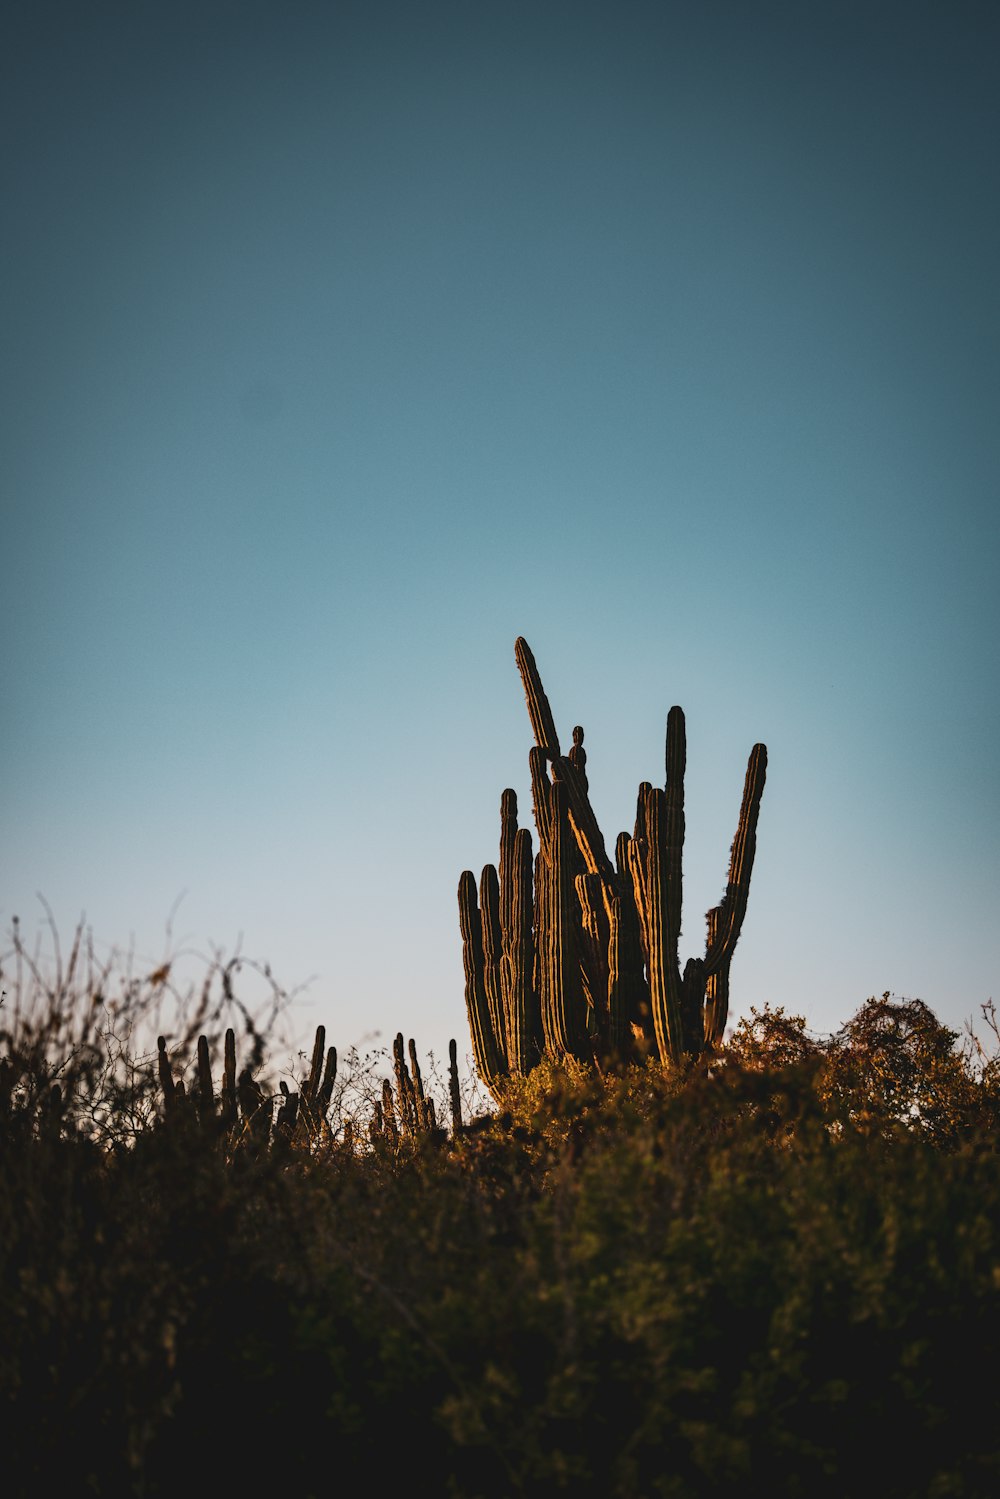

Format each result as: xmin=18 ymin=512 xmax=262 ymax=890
xmin=2 ymin=920 xmax=999 ymax=1496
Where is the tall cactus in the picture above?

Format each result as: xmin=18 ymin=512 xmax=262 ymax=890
xmin=459 ymin=638 xmax=768 ymax=1097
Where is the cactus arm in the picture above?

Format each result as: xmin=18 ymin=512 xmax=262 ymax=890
xmin=704 ymin=743 xmax=767 ymax=978
xmin=156 ymin=1037 xmax=176 ymax=1113
xmin=498 ymin=789 xmax=531 ymax=1074
xmin=498 ymin=789 xmax=518 ymax=948
xmin=304 ymin=1025 xmax=326 ymax=1106
xmin=392 ymin=1033 xmax=410 ymax=1134
xmin=393 ymin=1032 xmax=419 ymax=1135
xmin=627 ymin=784 xmax=655 ymax=982
xmin=624 ymin=832 xmax=650 ymax=970
xmin=479 ymin=865 xmax=508 ymax=1056
xmin=605 ymin=892 xmax=627 ymax=1056
xmin=644 ymin=788 xmax=685 ymax=1064
xmin=276 ymin=1080 xmax=299 ymax=1137
xmin=222 ymin=1028 xmax=237 ymax=1126
xmin=529 ymin=746 xmax=554 ymax=853
xmin=448 ymin=1039 xmax=463 ymax=1132
xmin=553 ymin=722 xmax=615 ymax=880
xmin=613 ymin=833 xmax=652 ymax=1045
xmin=534 ymin=848 xmax=552 ymax=1053
xmin=408 ymin=1037 xmax=433 ymax=1130
xmin=576 ymin=872 xmax=610 ymax=1048
xmin=703 ymin=908 xmax=730 ymax=1048
xmin=681 ymin=957 xmax=706 ymax=1054
xmin=514 ymin=637 xmax=562 ymax=759
xmin=663 ymin=707 xmax=686 ymax=969
xmin=664 ymin=707 xmax=698 ymax=1052
xmin=568 ymin=724 xmax=588 ymax=789
xmin=551 ymin=750 xmax=615 ymax=881
xmin=196 ymin=1035 xmax=214 ymax=1125
xmin=381 ymin=1078 xmax=399 ymax=1146
xmin=539 ymin=781 xmax=588 ymax=1061
xmin=502 ymin=825 xmax=537 ymax=1075
xmin=458 ymin=870 xmax=508 ymax=1100
xmin=317 ymin=1046 xmax=337 ymax=1118
xmin=634 ymin=781 xmax=652 ymax=841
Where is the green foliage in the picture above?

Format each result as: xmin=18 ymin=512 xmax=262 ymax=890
xmin=2 ymin=924 xmax=1000 ymax=1496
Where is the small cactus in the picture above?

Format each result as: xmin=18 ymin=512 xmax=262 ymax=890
xmin=153 ymin=1022 xmax=439 ymax=1154
xmin=156 ymin=1037 xmax=177 ymax=1113
xmin=381 ymin=1078 xmax=399 ymax=1147
xmin=275 ymin=1079 xmax=299 ymax=1138
xmin=222 ymin=1028 xmax=238 ymax=1126
xmin=448 ymin=1039 xmax=463 ymax=1133
xmin=196 ymin=1035 xmax=214 ymax=1126
xmin=296 ymin=1026 xmax=337 ymax=1141
xmin=238 ymin=1066 xmax=271 ymax=1152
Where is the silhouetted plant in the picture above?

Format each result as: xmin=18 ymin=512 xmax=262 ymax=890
xmin=460 ymin=639 xmax=767 ymax=1097
xmin=3 ymin=910 xmax=999 ymax=1497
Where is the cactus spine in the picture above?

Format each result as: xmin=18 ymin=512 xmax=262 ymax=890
xmin=459 ymin=639 xmax=768 ymax=1098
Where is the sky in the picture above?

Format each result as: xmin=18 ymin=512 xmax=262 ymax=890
xmin=3 ymin=0 xmax=998 ymax=1075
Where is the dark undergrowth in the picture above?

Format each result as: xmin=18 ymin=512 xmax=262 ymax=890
xmin=2 ymin=923 xmax=999 ymax=1497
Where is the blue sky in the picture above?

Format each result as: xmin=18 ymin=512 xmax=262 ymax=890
xmin=3 ymin=0 xmax=998 ymax=1069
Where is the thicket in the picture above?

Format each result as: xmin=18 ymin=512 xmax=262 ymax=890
xmin=2 ymin=914 xmax=999 ymax=1498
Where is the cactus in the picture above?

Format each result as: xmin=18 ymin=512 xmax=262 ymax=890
xmin=276 ymin=1079 xmax=299 ymax=1137
xmin=222 ymin=1028 xmax=238 ymax=1126
xmin=408 ymin=1037 xmax=435 ymax=1131
xmin=196 ymin=1035 xmax=214 ymax=1125
xmin=155 ymin=1022 xmax=450 ymax=1151
xmin=459 ymin=638 xmax=768 ymax=1097
xmin=448 ymin=1038 xmax=463 ymax=1132
xmin=238 ymin=1067 xmax=271 ymax=1152
xmin=317 ymin=1044 xmax=338 ymax=1119
xmin=381 ymin=1078 xmax=399 ymax=1146
xmin=156 ymin=1036 xmax=177 ymax=1112
xmin=540 ymin=780 xmax=589 ymax=1062
xmin=389 ymin=1032 xmax=439 ymax=1140
xmin=304 ymin=1025 xmax=326 ymax=1109
xmin=296 ymin=1025 xmax=337 ymax=1141
xmin=459 ymin=870 xmax=508 ymax=1097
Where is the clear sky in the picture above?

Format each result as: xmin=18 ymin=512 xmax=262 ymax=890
xmin=3 ymin=0 xmax=998 ymax=1070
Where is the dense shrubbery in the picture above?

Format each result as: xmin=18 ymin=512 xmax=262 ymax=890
xmin=1 ymin=925 xmax=999 ymax=1496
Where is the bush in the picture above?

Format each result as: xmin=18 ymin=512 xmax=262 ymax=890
xmin=2 ymin=924 xmax=999 ymax=1496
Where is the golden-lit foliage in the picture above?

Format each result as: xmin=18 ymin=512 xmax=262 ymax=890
xmin=3 ymin=915 xmax=999 ymax=1494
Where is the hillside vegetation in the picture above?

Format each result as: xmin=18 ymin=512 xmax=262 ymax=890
xmin=1 ymin=926 xmax=998 ymax=1497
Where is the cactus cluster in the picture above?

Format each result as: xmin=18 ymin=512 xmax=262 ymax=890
xmin=459 ymin=639 xmax=767 ymax=1098
xmin=369 ymin=1032 xmax=441 ymax=1145
xmin=157 ymin=1023 xmax=338 ymax=1151
xmin=156 ymin=1024 xmax=465 ymax=1148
